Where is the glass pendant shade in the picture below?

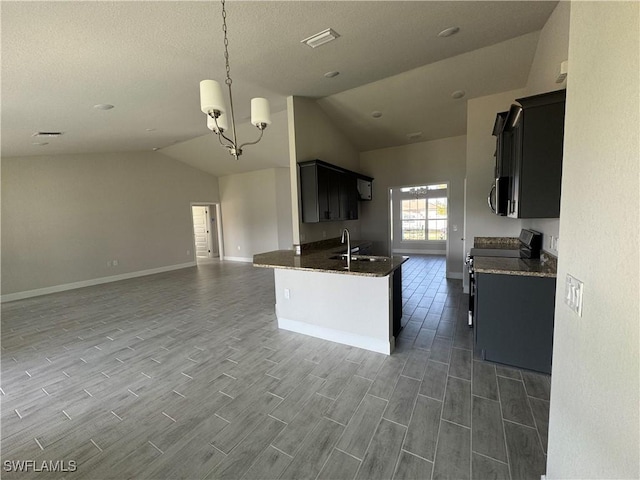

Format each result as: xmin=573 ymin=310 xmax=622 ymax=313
xmin=251 ymin=98 xmax=271 ymax=127
xmin=200 ymin=80 xmax=226 ymax=115
xmin=199 ymin=0 xmax=271 ymax=159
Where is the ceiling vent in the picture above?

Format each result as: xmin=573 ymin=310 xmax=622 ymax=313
xmin=301 ymin=28 xmax=340 ymax=48
xmin=32 ymin=131 xmax=64 ymax=137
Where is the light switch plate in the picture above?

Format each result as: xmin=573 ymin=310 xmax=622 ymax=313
xmin=564 ymin=273 xmax=583 ymax=316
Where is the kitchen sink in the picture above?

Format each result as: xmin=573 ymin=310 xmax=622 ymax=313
xmin=329 ymin=254 xmax=390 ymax=262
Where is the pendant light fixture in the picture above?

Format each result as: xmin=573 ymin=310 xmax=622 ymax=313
xmin=199 ymin=0 xmax=271 ymax=159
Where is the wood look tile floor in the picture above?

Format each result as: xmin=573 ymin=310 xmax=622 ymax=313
xmin=1 ymin=256 xmax=550 ymax=480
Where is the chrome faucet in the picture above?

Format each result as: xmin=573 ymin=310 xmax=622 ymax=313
xmin=341 ymin=228 xmax=351 ymax=270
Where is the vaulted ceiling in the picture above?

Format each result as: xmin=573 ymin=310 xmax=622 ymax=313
xmin=2 ymin=1 xmax=557 ymax=175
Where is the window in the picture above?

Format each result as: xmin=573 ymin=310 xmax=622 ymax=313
xmin=400 ymin=184 xmax=448 ymax=241
xmin=426 ymin=197 xmax=448 ymax=240
xmin=401 ymin=198 xmax=426 ymax=240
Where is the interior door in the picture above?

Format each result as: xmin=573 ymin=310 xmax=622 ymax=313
xmin=192 ymin=206 xmax=210 ymax=258
xmin=209 ymin=208 xmax=219 ymax=257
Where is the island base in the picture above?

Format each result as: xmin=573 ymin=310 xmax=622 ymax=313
xmin=273 ymin=268 xmax=397 ymax=355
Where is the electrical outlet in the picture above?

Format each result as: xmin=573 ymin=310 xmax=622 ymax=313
xmin=322 ymin=231 xmax=327 ymax=239
xmin=564 ymin=273 xmax=584 ymax=316
xmin=284 ymin=288 xmax=290 ymax=300
xmin=237 ymin=245 xmax=241 ymax=251
xmin=186 ymin=249 xmax=191 ymax=256
xmin=112 ymin=259 xmax=118 ymax=267
xmin=106 ymin=260 xmax=112 ymax=267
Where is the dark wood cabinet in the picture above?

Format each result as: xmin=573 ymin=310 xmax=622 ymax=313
xmin=505 ymin=89 xmax=566 ymax=218
xmin=474 ymin=273 xmax=556 ymax=374
xmin=495 ymin=113 xmax=513 ymax=179
xmin=299 ymin=160 xmax=371 ymax=223
xmin=318 ymin=166 xmax=341 ymax=221
xmin=490 ymin=111 xmax=514 ymax=215
xmin=392 ymin=266 xmax=402 ymax=337
xmin=340 ymin=173 xmax=359 ymax=220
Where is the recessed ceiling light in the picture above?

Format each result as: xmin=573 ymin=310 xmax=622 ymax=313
xmin=301 ymin=28 xmax=340 ymax=48
xmin=152 ymin=147 xmax=160 ymax=151
xmin=451 ymin=90 xmax=466 ymax=99
xmin=438 ymin=26 xmax=460 ymax=38
xmin=324 ymin=71 xmax=340 ymax=78
xmin=406 ymin=132 xmax=423 ymax=140
xmin=372 ymin=111 xmax=383 ymax=118
xmin=93 ymin=104 xmax=114 ymax=110
xmin=32 ymin=142 xmax=49 ymax=146
xmin=146 ymin=128 xmax=156 ymax=132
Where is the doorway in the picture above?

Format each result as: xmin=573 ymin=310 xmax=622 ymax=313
xmin=388 ymin=182 xmax=451 ymax=276
xmin=191 ymin=204 xmax=220 ymax=262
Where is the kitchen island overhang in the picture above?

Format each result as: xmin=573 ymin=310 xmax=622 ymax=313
xmin=254 ymin=250 xmax=408 ymax=355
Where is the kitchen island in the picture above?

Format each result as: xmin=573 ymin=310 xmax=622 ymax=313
xmin=254 ymin=245 xmax=408 ymax=355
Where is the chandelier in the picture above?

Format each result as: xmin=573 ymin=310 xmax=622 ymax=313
xmin=407 ymin=187 xmax=429 ymax=198
xmin=199 ymin=0 xmax=271 ymax=159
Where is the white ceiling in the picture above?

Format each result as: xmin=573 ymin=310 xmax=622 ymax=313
xmin=1 ymin=1 xmax=558 ymax=175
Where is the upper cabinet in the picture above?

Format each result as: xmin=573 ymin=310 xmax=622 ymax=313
xmin=489 ymin=111 xmax=513 ymax=216
xmin=299 ymin=160 xmax=373 ymax=223
xmin=492 ymin=89 xmax=566 ymax=219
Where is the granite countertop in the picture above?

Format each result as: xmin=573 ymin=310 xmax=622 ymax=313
xmin=253 ymin=245 xmax=408 ymax=277
xmin=471 ymin=236 xmax=557 ymax=278
xmin=473 ymin=254 xmax=557 ymax=278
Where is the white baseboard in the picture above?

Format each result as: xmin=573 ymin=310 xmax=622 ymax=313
xmin=277 ymin=317 xmax=393 ymax=355
xmin=223 ymin=256 xmax=254 ymax=263
xmin=392 ymin=249 xmax=446 ymax=255
xmin=447 ymin=272 xmax=464 ymax=280
xmin=1 ymin=262 xmax=196 ymax=303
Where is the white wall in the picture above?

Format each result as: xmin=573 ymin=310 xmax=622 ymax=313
xmin=359 ymin=135 xmax=466 ymax=277
xmin=1 ymin=152 xmax=219 ymax=298
xmin=274 ymin=167 xmax=294 ymax=250
xmin=520 ymin=1 xmax=571 ymax=254
xmin=218 ymin=167 xmax=292 ymax=260
xmin=464 ymin=89 xmax=525 ymax=257
xmin=524 ymin=1 xmax=571 ymax=97
xmin=287 ymin=96 xmax=362 ymax=244
xmin=463 ymin=2 xmax=571 ymax=260
xmin=546 ymin=2 xmax=639 ymax=478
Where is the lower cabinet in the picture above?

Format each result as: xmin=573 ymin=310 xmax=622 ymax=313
xmin=475 ymin=273 xmax=556 ymax=374
xmin=392 ymin=266 xmax=402 ymax=337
